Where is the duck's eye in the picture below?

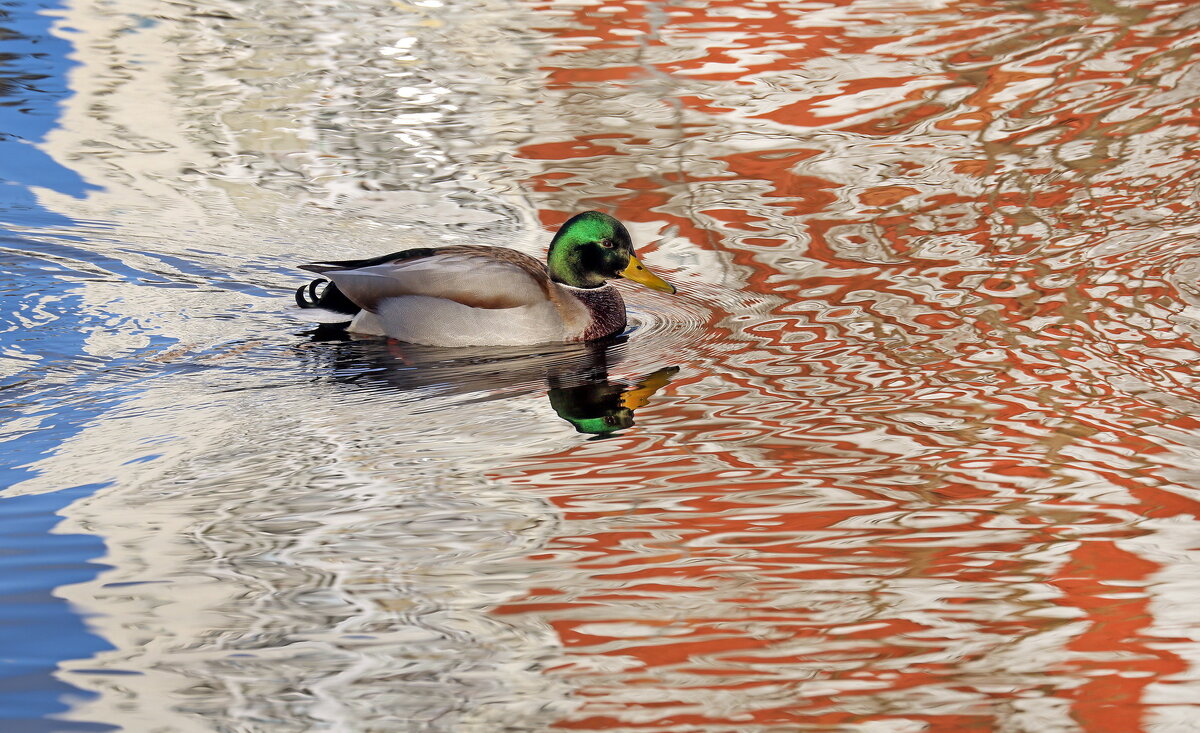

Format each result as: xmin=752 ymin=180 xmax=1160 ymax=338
xmin=600 ymin=239 xmax=615 ymax=249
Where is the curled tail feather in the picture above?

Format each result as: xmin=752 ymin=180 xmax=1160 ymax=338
xmin=295 ymin=278 xmax=361 ymax=315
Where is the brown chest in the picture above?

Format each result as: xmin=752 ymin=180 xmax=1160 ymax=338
xmin=572 ymin=285 xmax=627 ymax=341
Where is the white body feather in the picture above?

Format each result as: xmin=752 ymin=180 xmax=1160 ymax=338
xmin=347 ymin=296 xmax=574 ymax=346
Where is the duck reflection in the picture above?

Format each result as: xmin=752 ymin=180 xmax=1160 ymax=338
xmin=548 ymin=366 xmax=677 ymax=436
xmin=300 ymin=329 xmax=677 ymax=437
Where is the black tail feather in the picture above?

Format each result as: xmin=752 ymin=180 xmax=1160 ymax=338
xmin=295 ymin=278 xmax=361 ymax=315
xmin=295 ymin=278 xmax=322 ymax=308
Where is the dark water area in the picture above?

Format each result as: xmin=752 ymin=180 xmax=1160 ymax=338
xmin=4 ymin=0 xmax=1200 ymax=730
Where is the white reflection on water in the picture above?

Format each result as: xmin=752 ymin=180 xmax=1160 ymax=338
xmin=27 ymin=344 xmax=606 ymax=729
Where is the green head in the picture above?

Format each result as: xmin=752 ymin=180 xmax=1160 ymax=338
xmin=548 ymin=380 xmax=635 ymax=436
xmin=546 ymin=211 xmax=675 ymax=293
xmin=547 ymin=365 xmax=680 ymax=437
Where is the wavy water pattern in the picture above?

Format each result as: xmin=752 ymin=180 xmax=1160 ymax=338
xmin=3 ymin=0 xmax=1200 ymax=731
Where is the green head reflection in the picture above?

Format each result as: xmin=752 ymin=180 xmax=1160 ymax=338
xmin=548 ymin=366 xmax=679 ymax=436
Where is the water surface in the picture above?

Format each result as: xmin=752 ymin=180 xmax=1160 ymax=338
xmin=4 ymin=0 xmax=1200 ymax=730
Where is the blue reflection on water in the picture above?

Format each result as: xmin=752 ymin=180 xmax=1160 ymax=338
xmin=0 ymin=486 xmax=114 ymax=732
xmin=1 ymin=0 xmax=116 ymax=729
xmin=0 ymin=0 xmax=99 ymax=208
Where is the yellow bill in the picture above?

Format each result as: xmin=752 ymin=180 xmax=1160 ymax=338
xmin=621 ymin=255 xmax=676 ymax=294
xmin=619 ymin=366 xmax=680 ymax=410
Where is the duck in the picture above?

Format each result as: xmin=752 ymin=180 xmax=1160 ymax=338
xmin=295 ymin=211 xmax=676 ymax=347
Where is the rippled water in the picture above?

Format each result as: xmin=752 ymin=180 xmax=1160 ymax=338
xmin=5 ymin=0 xmax=1200 ymax=729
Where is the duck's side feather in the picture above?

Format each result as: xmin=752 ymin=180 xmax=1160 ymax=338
xmin=358 ymin=296 xmax=575 ymax=346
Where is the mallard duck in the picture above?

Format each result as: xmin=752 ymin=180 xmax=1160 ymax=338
xmin=296 ymin=211 xmax=675 ymax=347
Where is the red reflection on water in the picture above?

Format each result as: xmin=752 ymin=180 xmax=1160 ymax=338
xmin=501 ymin=0 xmax=1200 ymax=730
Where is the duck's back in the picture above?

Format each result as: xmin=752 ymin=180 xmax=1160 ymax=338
xmin=306 ymin=246 xmax=547 ymax=307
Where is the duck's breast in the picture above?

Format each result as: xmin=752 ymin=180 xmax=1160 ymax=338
xmin=565 ymin=284 xmax=626 ymax=341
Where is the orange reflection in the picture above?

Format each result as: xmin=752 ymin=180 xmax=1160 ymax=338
xmin=498 ymin=0 xmax=1200 ymax=730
